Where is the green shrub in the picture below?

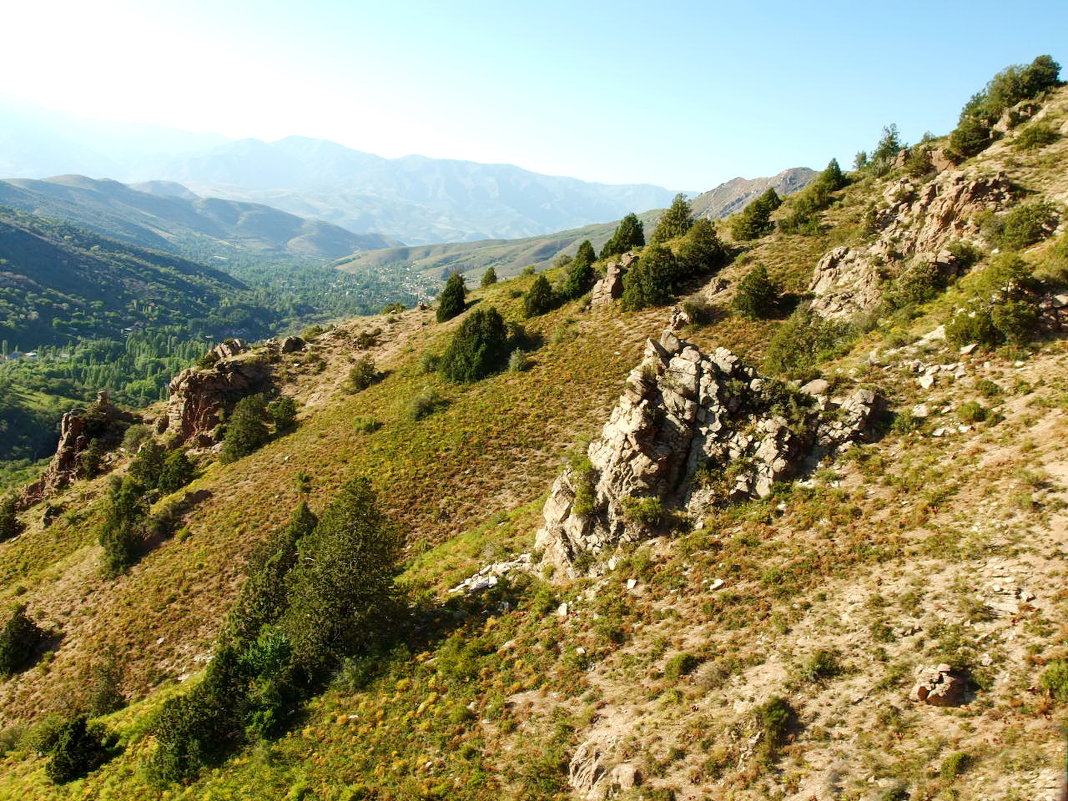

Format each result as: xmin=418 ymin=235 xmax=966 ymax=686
xmin=732 ymin=265 xmax=780 ymax=319
xmin=354 ymin=328 xmax=381 ymax=349
xmin=524 ymin=275 xmax=557 ymax=318
xmin=940 ymin=751 xmax=972 ymax=780
xmin=621 ymin=246 xmax=679 ymax=311
xmin=798 ymin=649 xmax=842 ymax=683
xmin=676 ymin=218 xmax=728 ymax=277
xmin=651 ymin=193 xmax=694 ymax=243
xmin=0 ymin=604 xmax=46 ymax=675
xmin=129 ymin=440 xmax=165 ymax=489
xmin=663 ymin=652 xmax=702 ymax=682
xmin=763 ymin=306 xmax=853 ymax=378
xmin=352 ymin=416 xmax=382 ymax=434
xmin=267 ymin=396 xmax=299 ymax=432
xmin=121 ymin=424 xmax=153 ymax=452
xmin=569 ymin=455 xmax=598 ymax=517
xmin=407 ymin=387 xmax=449 ymax=421
xmin=561 ymin=241 xmax=597 ymax=300
xmin=754 ymin=696 xmax=795 ymax=765
xmin=729 ymin=188 xmax=781 ymax=240
xmin=1040 ymin=658 xmax=1068 ymax=701
xmin=0 ymin=494 xmax=19 ymax=543
xmin=345 ymin=356 xmax=378 ymax=393
xmin=220 ymin=394 xmax=270 ymax=463
xmin=508 ymin=349 xmax=533 ymax=372
xmin=618 ymin=496 xmax=677 ymax=530
xmin=44 ymin=716 xmax=115 ymax=784
xmin=99 ymin=476 xmax=149 ymax=577
xmin=778 ymin=159 xmax=847 ymax=234
xmin=480 ymin=267 xmax=498 ymax=288
xmin=600 ymin=213 xmax=645 ymax=259
xmin=884 ymin=261 xmax=946 ymax=308
xmin=436 ymin=274 xmax=467 ymax=322
xmin=956 ymin=401 xmax=988 ymax=423
xmin=945 ymin=255 xmax=1042 ymax=347
xmin=945 ymin=308 xmax=999 ymax=348
xmin=1015 ymin=121 xmax=1060 ymax=150
xmin=440 ymin=306 xmax=511 ymax=382
xmin=988 ymin=201 xmax=1058 ymax=250
xmin=158 ymin=450 xmax=196 ymax=495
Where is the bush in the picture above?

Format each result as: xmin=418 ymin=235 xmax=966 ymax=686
xmin=480 ymin=267 xmax=498 ymax=288
xmin=508 ymin=349 xmax=533 ymax=372
xmin=524 ymin=275 xmax=557 ymax=318
xmin=129 ymin=440 xmax=165 ymax=489
xmin=44 ymin=716 xmax=115 ymax=784
xmin=569 ymin=455 xmax=598 ymax=517
xmin=158 ymin=450 xmax=195 ymax=495
xmin=220 ymin=394 xmax=270 ymax=463
xmin=945 ymin=255 xmax=1042 ymax=348
xmin=884 ymin=261 xmax=946 ymax=309
xmin=345 ymin=356 xmax=378 ymax=393
xmin=989 ymin=201 xmax=1058 ymax=250
xmin=732 ymin=265 xmax=779 ymax=319
xmin=380 ymin=302 xmax=405 ymax=314
xmin=352 ymin=416 xmax=382 ymax=434
xmin=663 ymin=652 xmax=701 ymax=682
xmin=618 ymin=496 xmax=675 ymax=529
xmin=1040 ymin=658 xmax=1068 ymax=701
xmin=99 ymin=476 xmax=149 ymax=577
xmin=956 ymin=401 xmax=988 ymax=423
xmin=600 ymin=213 xmax=645 ymax=259
xmin=1015 ymin=121 xmax=1060 ymax=150
xmin=407 ymin=388 xmax=449 ymax=421
xmin=763 ymin=306 xmax=853 ymax=378
xmin=651 ymin=193 xmax=694 ymax=243
xmin=778 ymin=159 xmax=847 ymax=234
xmin=440 ymin=306 xmax=511 ymax=382
xmin=729 ymin=188 xmax=781 ymax=240
xmin=121 ymin=424 xmax=152 ymax=452
xmin=0 ymin=604 xmax=46 ymax=675
xmin=0 ymin=494 xmax=19 ymax=543
xmin=754 ymin=696 xmax=795 ymax=765
xmin=620 ymin=246 xmax=679 ymax=311
xmin=561 ymin=241 xmax=597 ymax=300
xmin=798 ymin=649 xmax=842 ymax=683
xmin=676 ymin=218 xmax=728 ymax=276
xmin=267 ymin=396 xmax=298 ymax=431
xmin=436 ymin=273 xmax=467 ymax=322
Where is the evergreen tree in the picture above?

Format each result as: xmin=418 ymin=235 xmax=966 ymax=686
xmin=129 ymin=440 xmax=165 ymax=489
xmin=620 ymin=246 xmax=679 ymax=311
xmin=99 ymin=475 xmax=148 ymax=577
xmin=158 ymin=450 xmax=195 ymax=495
xmin=561 ymin=240 xmax=597 ymax=299
xmin=75 ymin=438 xmax=107 ymax=480
xmin=0 ymin=604 xmax=46 ymax=675
xmin=820 ymin=158 xmax=846 ymax=191
xmin=871 ymin=124 xmax=903 ymax=163
xmin=280 ymin=478 xmax=403 ymax=668
xmin=601 ymin=213 xmax=645 ymax=258
xmin=220 ymin=394 xmax=270 ymax=464
xmin=524 ymin=275 xmax=557 ymax=318
xmin=732 ymin=265 xmax=780 ymax=319
xmin=267 ymin=396 xmax=298 ymax=432
xmin=45 ymin=716 xmax=115 ymax=784
xmin=651 ymin=193 xmax=694 ymax=243
xmin=0 ymin=494 xmax=19 ymax=543
xmin=480 ymin=267 xmax=498 ymax=288
xmin=676 ymin=219 xmax=728 ymax=277
xmin=436 ymin=273 xmax=467 ymax=322
xmin=440 ymin=306 xmax=511 ymax=382
xmin=729 ymin=188 xmax=782 ymax=241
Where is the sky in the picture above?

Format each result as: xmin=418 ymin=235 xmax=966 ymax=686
xmin=3 ymin=0 xmax=1067 ymax=190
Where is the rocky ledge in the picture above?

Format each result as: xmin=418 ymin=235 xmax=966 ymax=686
xmin=535 ymin=331 xmax=884 ymax=573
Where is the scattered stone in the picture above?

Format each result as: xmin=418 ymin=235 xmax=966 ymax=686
xmin=959 ymin=343 xmax=978 ymax=355
xmin=448 ymin=553 xmax=533 ymax=595
xmin=918 ymin=374 xmax=936 ymax=390
xmin=800 ymin=378 xmax=830 ymax=397
xmin=709 ymin=578 xmax=725 ymax=590
xmin=557 ymin=602 xmax=569 ymax=617
xmin=911 ymin=403 xmax=930 ymax=418
xmin=626 ymin=578 xmax=638 ymax=590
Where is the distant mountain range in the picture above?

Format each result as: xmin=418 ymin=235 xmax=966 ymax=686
xmin=0 ymin=175 xmax=396 ymax=264
xmin=690 ymin=167 xmax=816 ymax=219
xmin=0 ymin=101 xmax=680 ymax=245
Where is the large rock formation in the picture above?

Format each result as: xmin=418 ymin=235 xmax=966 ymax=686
xmin=590 ymin=253 xmax=637 ymax=308
xmin=809 ymin=171 xmax=1014 ymax=320
xmin=19 ymin=392 xmax=136 ymax=508
xmin=159 ymin=340 xmax=273 ymax=446
xmin=535 ymin=331 xmax=884 ymax=572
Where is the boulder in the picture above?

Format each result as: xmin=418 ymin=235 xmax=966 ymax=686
xmin=912 ymin=664 xmax=968 ymax=707
xmin=280 ymin=336 xmax=306 ymax=353
xmin=535 ymin=331 xmax=885 ymax=573
xmin=590 ymin=262 xmax=627 ymax=308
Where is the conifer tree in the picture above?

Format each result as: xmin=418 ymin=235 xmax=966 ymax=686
xmin=99 ymin=476 xmax=149 ymax=577
xmin=562 ymin=240 xmax=597 ymax=299
xmin=129 ymin=440 xmax=165 ymax=489
xmin=729 ymin=188 xmax=781 ymax=241
xmin=480 ymin=267 xmax=498 ymax=288
xmin=676 ymin=218 xmax=728 ymax=277
xmin=524 ymin=275 xmax=556 ymax=318
xmin=436 ymin=273 xmax=467 ymax=322
xmin=440 ymin=306 xmax=511 ymax=382
xmin=220 ymin=395 xmax=270 ymax=464
xmin=0 ymin=494 xmax=19 ymax=543
xmin=601 ymin=213 xmax=645 ymax=258
xmin=651 ymin=193 xmax=694 ymax=243
xmin=158 ymin=450 xmax=195 ymax=495
xmin=620 ymin=246 xmax=678 ymax=311
xmin=732 ymin=265 xmax=780 ymax=319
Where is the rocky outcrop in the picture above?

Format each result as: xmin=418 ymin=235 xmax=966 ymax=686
xmin=19 ymin=392 xmax=136 ymax=509
xmin=912 ymin=664 xmax=969 ymax=707
xmin=159 ymin=341 xmax=272 ymax=446
xmin=535 ymin=331 xmax=884 ymax=572
xmin=590 ymin=253 xmax=637 ymax=308
xmin=809 ymin=171 xmax=1014 ymax=320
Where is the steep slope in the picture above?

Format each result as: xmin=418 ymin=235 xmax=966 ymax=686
xmin=1 ymin=69 xmax=1067 ymax=801
xmin=0 ymin=176 xmax=397 ymax=264
xmin=689 ymin=167 xmax=816 ymax=219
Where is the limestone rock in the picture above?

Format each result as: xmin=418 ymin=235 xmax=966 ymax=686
xmin=912 ymin=664 xmax=968 ymax=707
xmin=590 ymin=262 xmax=626 ymax=308
xmin=447 ymin=554 xmax=533 ymax=595
xmin=280 ymin=336 xmax=306 ymax=353
xmin=19 ymin=392 xmax=137 ymax=509
xmin=809 ymin=171 xmax=1013 ymax=320
xmin=160 ymin=349 xmax=273 ymax=446
xmin=535 ymin=331 xmax=885 ymax=573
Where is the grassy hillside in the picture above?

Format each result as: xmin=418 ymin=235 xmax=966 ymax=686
xmin=0 ymin=71 xmax=1067 ymax=801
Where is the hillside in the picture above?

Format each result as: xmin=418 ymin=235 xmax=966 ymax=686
xmin=334 ymin=169 xmax=814 ymax=285
xmin=0 ymin=176 xmax=397 ymax=264
xmin=1 ymin=61 xmax=1068 ymax=801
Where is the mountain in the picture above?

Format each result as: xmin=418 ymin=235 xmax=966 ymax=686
xmin=0 ymin=205 xmax=277 ymax=349
xmin=2 ymin=61 xmax=1068 ymax=801
xmin=335 ymin=170 xmax=814 ymax=284
xmin=152 ymin=135 xmax=681 ymax=244
xmin=689 ymin=166 xmax=816 ymax=219
xmin=0 ymin=175 xmax=398 ymax=264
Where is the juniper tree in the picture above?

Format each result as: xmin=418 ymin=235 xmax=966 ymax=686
xmin=436 ymin=273 xmax=467 ymax=322
xmin=524 ymin=275 xmax=556 ymax=318
xmin=440 ymin=306 xmax=511 ymax=382
xmin=601 ymin=213 xmax=645 ymax=258
xmin=220 ymin=394 xmax=270 ymax=463
xmin=651 ymin=193 xmax=694 ymax=243
xmin=480 ymin=267 xmax=498 ymax=287
xmin=561 ymin=240 xmax=597 ymax=299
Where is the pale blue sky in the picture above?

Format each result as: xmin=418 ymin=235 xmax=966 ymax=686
xmin=3 ymin=0 xmax=1066 ymax=189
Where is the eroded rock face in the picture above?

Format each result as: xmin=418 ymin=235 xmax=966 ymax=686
xmin=535 ymin=331 xmax=884 ymax=572
xmin=809 ymin=171 xmax=1014 ymax=320
xmin=590 ymin=253 xmax=637 ymax=308
xmin=19 ymin=392 xmax=136 ymax=509
xmin=160 ymin=342 xmax=272 ymax=446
